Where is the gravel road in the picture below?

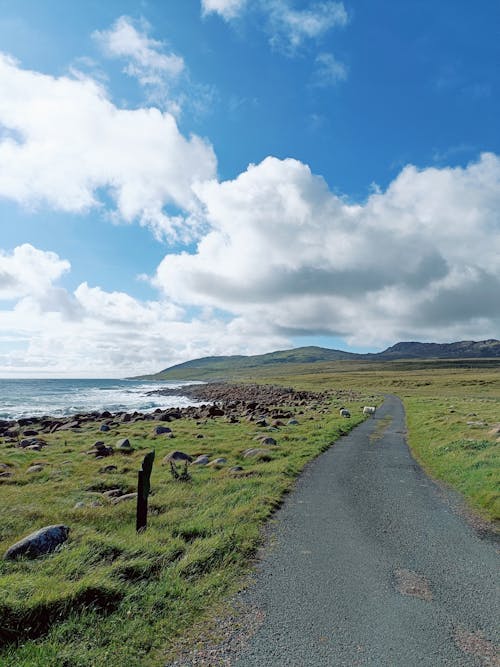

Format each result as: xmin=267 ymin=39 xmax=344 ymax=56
xmin=232 ymin=395 xmax=499 ymax=667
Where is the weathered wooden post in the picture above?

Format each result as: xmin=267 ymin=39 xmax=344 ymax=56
xmin=136 ymin=450 xmax=155 ymax=533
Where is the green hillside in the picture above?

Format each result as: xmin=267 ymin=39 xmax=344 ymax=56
xmin=134 ymin=340 xmax=500 ymax=381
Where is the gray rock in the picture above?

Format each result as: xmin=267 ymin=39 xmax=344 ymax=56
xmin=287 ymin=419 xmax=299 ymax=425
xmin=100 ymin=464 xmax=118 ymax=473
xmin=207 ymin=457 xmax=227 ymax=467
xmin=100 ymin=424 xmax=110 ymax=432
xmin=154 ymin=425 xmax=172 ymax=435
xmin=192 ymin=455 xmax=210 ymax=466
xmin=102 ymin=488 xmax=123 ymax=498
xmin=261 ymin=437 xmax=278 ymax=446
xmin=4 ymin=524 xmax=70 ymax=560
xmin=26 ymin=464 xmax=44 ymax=473
xmin=73 ymin=502 xmax=85 ymax=509
xmin=163 ymin=450 xmax=193 ymax=463
xmin=229 ymin=466 xmax=244 ymax=472
xmin=116 ymin=438 xmax=133 ymax=452
xmin=243 ymin=448 xmax=271 ymax=460
xmin=112 ymin=492 xmax=137 ymax=504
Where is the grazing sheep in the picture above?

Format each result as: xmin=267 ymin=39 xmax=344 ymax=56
xmin=363 ymin=406 xmax=376 ymax=416
xmin=340 ymin=408 xmax=351 ymax=418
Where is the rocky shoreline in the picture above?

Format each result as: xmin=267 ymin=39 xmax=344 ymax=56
xmin=0 ymin=382 xmax=361 ymax=450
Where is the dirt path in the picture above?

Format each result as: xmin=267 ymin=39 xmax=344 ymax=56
xmin=231 ymin=395 xmax=499 ymax=666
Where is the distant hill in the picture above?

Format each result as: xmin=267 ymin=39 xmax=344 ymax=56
xmin=375 ymin=339 xmax=500 ymax=359
xmin=134 ymin=339 xmax=500 ymax=381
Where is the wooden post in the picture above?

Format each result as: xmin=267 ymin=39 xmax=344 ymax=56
xmin=136 ymin=450 xmax=155 ymax=533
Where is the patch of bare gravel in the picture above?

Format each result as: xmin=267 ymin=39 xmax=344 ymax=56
xmin=164 ymin=601 xmax=264 ymax=667
xmin=453 ymin=626 xmax=500 ymax=666
xmin=394 ymin=568 xmax=433 ymax=601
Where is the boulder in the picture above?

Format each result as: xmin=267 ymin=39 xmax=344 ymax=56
xmin=163 ymin=451 xmax=193 ymax=464
xmin=191 ymin=455 xmax=210 ymax=466
xmin=116 ymin=438 xmax=134 ymax=452
xmin=4 ymin=525 xmax=70 ymax=560
xmin=154 ymin=425 xmax=172 ymax=435
xmin=99 ymin=424 xmax=110 ymax=432
xmin=260 ymin=437 xmax=277 ymax=446
xmin=207 ymin=457 xmax=227 ymax=467
xmin=287 ymin=419 xmax=299 ymax=425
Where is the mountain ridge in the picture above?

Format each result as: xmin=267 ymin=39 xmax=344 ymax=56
xmin=135 ymin=339 xmax=500 ymax=380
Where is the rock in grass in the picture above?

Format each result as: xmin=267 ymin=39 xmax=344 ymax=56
xmin=26 ymin=464 xmax=44 ymax=473
xmin=207 ymin=457 xmax=227 ymax=467
xmin=287 ymin=419 xmax=299 ymax=425
xmin=260 ymin=437 xmax=278 ymax=446
xmin=243 ymin=448 xmax=272 ymax=461
xmin=191 ymin=455 xmax=210 ymax=465
xmin=116 ymin=438 xmax=134 ymax=452
xmin=4 ymin=525 xmax=70 ymax=560
xmin=154 ymin=425 xmax=172 ymax=435
xmin=112 ymin=492 xmax=137 ymax=504
xmin=100 ymin=464 xmax=118 ymax=473
xmin=163 ymin=451 xmax=193 ymax=464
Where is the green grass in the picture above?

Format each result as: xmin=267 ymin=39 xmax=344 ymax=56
xmin=404 ymin=395 xmax=500 ymax=520
xmin=2 ymin=361 xmax=499 ymax=665
xmin=0 ymin=395 xmax=367 ymax=665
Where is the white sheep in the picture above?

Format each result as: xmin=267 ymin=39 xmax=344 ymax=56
xmin=363 ymin=406 xmax=376 ymax=416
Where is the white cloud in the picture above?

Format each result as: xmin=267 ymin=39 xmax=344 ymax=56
xmin=154 ymin=152 xmax=500 ymax=346
xmin=2 ymin=154 xmax=499 ymax=376
xmin=0 ymin=244 xmax=70 ymax=300
xmin=269 ymin=1 xmax=349 ymax=50
xmin=0 ymin=53 xmax=217 ymax=239
xmin=93 ymin=16 xmax=184 ymax=83
xmin=313 ymin=52 xmax=348 ymax=86
xmin=203 ymin=0 xmax=349 ymax=52
xmin=0 ymin=244 xmax=288 ymax=377
xmin=201 ymin=0 xmax=248 ymax=20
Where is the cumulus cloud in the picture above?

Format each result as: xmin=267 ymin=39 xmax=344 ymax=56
xmin=154 ymin=152 xmax=500 ymax=346
xmin=0 ymin=243 xmax=288 ymax=377
xmin=0 ymin=53 xmax=217 ymax=239
xmin=0 ymin=244 xmax=70 ymax=300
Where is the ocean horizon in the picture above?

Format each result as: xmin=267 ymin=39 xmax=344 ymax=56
xmin=0 ymin=378 xmax=203 ymax=420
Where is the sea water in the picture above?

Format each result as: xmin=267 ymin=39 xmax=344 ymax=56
xmin=0 ymin=378 xmax=202 ymax=420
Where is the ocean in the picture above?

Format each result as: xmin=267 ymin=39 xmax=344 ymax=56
xmin=0 ymin=378 xmax=202 ymax=420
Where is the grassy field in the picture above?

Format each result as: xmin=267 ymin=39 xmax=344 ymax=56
xmin=1 ymin=360 xmax=498 ymax=665
xmin=0 ymin=391 xmax=369 ymax=666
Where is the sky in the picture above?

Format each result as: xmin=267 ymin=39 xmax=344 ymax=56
xmin=0 ymin=0 xmax=499 ymax=377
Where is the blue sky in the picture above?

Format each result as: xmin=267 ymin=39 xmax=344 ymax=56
xmin=0 ymin=0 xmax=499 ymax=376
